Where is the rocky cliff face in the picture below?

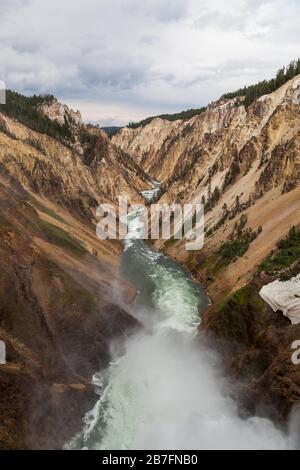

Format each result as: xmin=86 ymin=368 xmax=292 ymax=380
xmin=0 ymin=95 xmax=150 ymax=449
xmin=0 ymin=179 xmax=140 ymax=449
xmin=112 ymin=118 xmax=183 ymax=178
xmin=114 ymin=78 xmax=300 ymax=197
xmin=0 ymin=106 xmax=150 ymax=221
xmin=38 ymin=98 xmax=83 ymax=126
xmin=113 ymin=76 xmax=300 ymax=297
xmin=113 ymin=77 xmax=300 ymax=421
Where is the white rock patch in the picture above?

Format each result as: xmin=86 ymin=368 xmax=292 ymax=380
xmin=259 ymin=274 xmax=300 ymax=324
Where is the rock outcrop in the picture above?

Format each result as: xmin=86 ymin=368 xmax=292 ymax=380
xmin=260 ymin=275 xmax=300 ymax=324
xmin=38 ymin=98 xmax=83 ymax=126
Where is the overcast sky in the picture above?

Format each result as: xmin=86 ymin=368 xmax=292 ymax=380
xmin=0 ymin=0 xmax=299 ymax=126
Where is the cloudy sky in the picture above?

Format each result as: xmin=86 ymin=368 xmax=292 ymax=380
xmin=0 ymin=0 xmax=299 ymax=126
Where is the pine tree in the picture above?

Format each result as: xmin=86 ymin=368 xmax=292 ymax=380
xmin=222 ymin=59 xmax=300 ymax=108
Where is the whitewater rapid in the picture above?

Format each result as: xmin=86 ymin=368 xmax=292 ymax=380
xmin=67 ymin=188 xmax=297 ymax=450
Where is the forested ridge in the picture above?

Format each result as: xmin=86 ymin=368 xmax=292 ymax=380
xmin=1 ymin=90 xmax=74 ymax=143
xmin=127 ymin=59 xmax=300 ymax=129
xmin=127 ymin=107 xmax=206 ymax=129
xmin=222 ymin=59 xmax=300 ymax=107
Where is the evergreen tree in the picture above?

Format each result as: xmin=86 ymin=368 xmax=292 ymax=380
xmin=222 ymin=59 xmax=300 ymax=108
xmin=1 ymin=90 xmax=74 ymax=145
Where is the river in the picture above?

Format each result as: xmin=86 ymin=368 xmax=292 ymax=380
xmin=66 ymin=186 xmax=296 ymax=450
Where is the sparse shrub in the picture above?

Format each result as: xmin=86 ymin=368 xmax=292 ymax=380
xmin=0 ymin=119 xmax=17 ymax=140
xmin=258 ymin=226 xmax=300 ymax=275
xmin=223 ymin=159 xmax=240 ymax=191
xmin=217 ymin=215 xmax=260 ymax=266
xmin=79 ymin=130 xmax=98 ymax=165
xmin=25 ymin=138 xmax=46 ymax=154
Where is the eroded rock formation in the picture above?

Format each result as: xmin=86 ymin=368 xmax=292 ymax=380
xmin=112 ymin=76 xmax=300 ymax=423
xmin=0 ymin=96 xmax=148 ymax=449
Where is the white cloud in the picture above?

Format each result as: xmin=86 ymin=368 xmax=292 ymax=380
xmin=0 ymin=0 xmax=299 ymax=125
xmin=0 ymin=0 xmax=29 ymax=15
xmin=123 ymin=0 xmax=188 ymax=22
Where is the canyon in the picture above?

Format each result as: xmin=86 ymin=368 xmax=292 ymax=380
xmin=0 ymin=74 xmax=300 ymax=449
xmin=112 ymin=75 xmax=300 ymax=426
xmin=113 ymin=76 xmax=300 ymax=304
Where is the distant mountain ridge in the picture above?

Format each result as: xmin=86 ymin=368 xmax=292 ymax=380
xmin=101 ymin=126 xmax=123 ymax=138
